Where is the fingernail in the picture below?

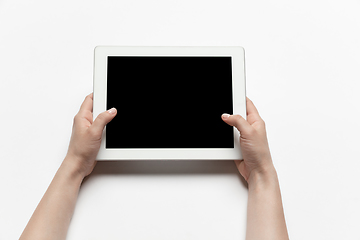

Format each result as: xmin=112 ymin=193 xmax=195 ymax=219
xmin=222 ymin=113 xmax=230 ymax=119
xmin=107 ymin=108 xmax=116 ymax=114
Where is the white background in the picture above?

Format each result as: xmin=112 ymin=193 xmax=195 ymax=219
xmin=0 ymin=0 xmax=359 ymax=239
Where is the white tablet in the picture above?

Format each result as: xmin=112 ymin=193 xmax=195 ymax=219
xmin=93 ymin=46 xmax=246 ymax=160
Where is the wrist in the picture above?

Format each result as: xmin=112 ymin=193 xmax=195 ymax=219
xmin=62 ymin=155 xmax=87 ymax=181
xmin=247 ymin=163 xmax=278 ymax=188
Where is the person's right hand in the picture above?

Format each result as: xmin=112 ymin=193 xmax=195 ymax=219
xmin=221 ymin=97 xmax=275 ymax=182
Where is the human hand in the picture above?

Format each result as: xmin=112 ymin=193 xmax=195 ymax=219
xmin=65 ymin=93 xmax=117 ymax=178
xmin=221 ymin=97 xmax=275 ymax=183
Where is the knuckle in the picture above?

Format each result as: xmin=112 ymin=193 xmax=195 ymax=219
xmin=233 ymin=114 xmax=243 ymax=123
xmin=73 ymin=114 xmax=79 ymax=124
xmin=88 ymin=126 xmax=101 ymax=138
xmin=88 ymin=126 xmax=97 ymax=136
xmin=232 ymin=114 xmax=241 ymax=120
xmin=96 ymin=113 xmax=107 ymax=123
xmin=247 ymin=127 xmax=256 ymax=136
xmin=260 ymin=119 xmax=266 ymax=127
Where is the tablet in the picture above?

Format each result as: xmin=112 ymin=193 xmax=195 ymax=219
xmin=93 ymin=46 xmax=246 ymax=160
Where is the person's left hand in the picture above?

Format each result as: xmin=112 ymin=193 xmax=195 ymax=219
xmin=65 ymin=93 xmax=117 ymax=177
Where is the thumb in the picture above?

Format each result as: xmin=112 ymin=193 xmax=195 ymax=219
xmin=91 ymin=108 xmax=117 ymax=134
xmin=221 ymin=113 xmax=252 ymax=136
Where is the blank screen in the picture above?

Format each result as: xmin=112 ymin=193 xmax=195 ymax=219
xmin=106 ymin=56 xmax=234 ymax=148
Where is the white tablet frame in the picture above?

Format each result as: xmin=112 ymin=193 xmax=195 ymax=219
xmin=93 ymin=46 xmax=246 ymax=160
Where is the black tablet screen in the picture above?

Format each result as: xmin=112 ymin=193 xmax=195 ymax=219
xmin=106 ymin=56 xmax=234 ymax=148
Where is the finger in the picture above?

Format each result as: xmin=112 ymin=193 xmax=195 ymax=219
xmin=90 ymin=108 xmax=117 ymax=134
xmin=246 ymin=97 xmax=263 ymax=125
xmin=234 ymin=159 xmax=242 ymax=169
xmin=79 ymin=93 xmax=93 ymax=114
xmin=234 ymin=160 xmax=247 ymax=180
xmin=221 ymin=113 xmax=252 ymax=135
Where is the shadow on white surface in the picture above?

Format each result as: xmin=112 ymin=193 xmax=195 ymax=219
xmin=69 ymin=160 xmax=248 ymax=240
xmin=89 ymin=160 xmax=247 ymax=179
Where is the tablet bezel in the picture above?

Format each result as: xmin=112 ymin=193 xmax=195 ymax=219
xmin=93 ymin=46 xmax=246 ymax=160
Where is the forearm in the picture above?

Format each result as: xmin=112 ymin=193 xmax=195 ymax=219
xmin=20 ymin=157 xmax=84 ymax=240
xmin=246 ymin=166 xmax=289 ymax=240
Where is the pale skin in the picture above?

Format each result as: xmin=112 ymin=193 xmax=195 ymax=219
xmin=222 ymin=98 xmax=289 ymax=240
xmin=20 ymin=93 xmax=289 ymax=240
